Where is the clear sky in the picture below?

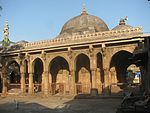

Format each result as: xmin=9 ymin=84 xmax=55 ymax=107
xmin=0 ymin=0 xmax=150 ymax=42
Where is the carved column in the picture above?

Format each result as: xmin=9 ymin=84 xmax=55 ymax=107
xmin=43 ymin=71 xmax=49 ymax=95
xmin=67 ymin=48 xmax=76 ymax=95
xmin=28 ymin=72 xmax=34 ymax=94
xmin=89 ymin=46 xmax=98 ymax=96
xmin=91 ymin=69 xmax=96 ymax=89
xmin=2 ymin=77 xmax=7 ymax=95
xmin=110 ymin=67 xmax=118 ymax=94
xmin=43 ymin=65 xmax=49 ymax=96
xmin=103 ymin=68 xmax=110 ymax=95
xmin=70 ymin=70 xmax=76 ymax=95
xmin=28 ymin=59 xmax=34 ymax=94
xmin=17 ymin=53 xmax=26 ymax=94
xmin=20 ymin=72 xmax=26 ymax=94
xmin=41 ymin=51 xmax=49 ymax=95
xmin=102 ymin=45 xmax=110 ymax=96
xmin=41 ymin=73 xmax=44 ymax=93
xmin=91 ymin=68 xmax=98 ymax=96
xmin=2 ymin=66 xmax=7 ymax=95
xmin=20 ymin=62 xmax=26 ymax=94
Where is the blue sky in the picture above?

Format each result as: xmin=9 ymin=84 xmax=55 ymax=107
xmin=0 ymin=0 xmax=150 ymax=42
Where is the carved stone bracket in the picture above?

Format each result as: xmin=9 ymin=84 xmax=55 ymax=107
xmin=67 ymin=47 xmax=72 ymax=59
xmin=41 ymin=50 xmax=46 ymax=60
xmin=17 ymin=53 xmax=24 ymax=65
xmin=101 ymin=43 xmax=106 ymax=57
xmin=89 ymin=45 xmax=94 ymax=57
xmin=25 ymin=52 xmax=30 ymax=61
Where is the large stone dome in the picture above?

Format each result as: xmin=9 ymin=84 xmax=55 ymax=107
xmin=60 ymin=11 xmax=109 ymax=35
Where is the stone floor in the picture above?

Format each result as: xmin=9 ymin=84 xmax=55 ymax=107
xmin=0 ymin=95 xmax=121 ymax=113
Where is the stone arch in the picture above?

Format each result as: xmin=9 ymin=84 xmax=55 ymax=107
xmin=75 ymin=53 xmax=91 ymax=94
xmin=49 ymin=56 xmax=70 ymax=95
xmin=32 ymin=58 xmax=43 ymax=92
xmin=109 ymin=50 xmax=133 ymax=94
xmin=74 ymin=52 xmax=89 ymax=62
xmin=48 ymin=54 xmax=70 ymax=67
xmin=7 ymin=60 xmax=20 ymax=83
xmin=110 ymin=50 xmax=133 ymax=83
xmin=7 ymin=60 xmax=21 ymax=93
xmin=31 ymin=56 xmax=45 ymax=66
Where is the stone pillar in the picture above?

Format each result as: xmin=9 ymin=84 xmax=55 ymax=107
xmin=70 ymin=70 xmax=76 ymax=95
xmin=2 ymin=66 xmax=7 ymax=95
xmin=102 ymin=46 xmax=110 ymax=96
xmin=91 ymin=69 xmax=96 ymax=88
xmin=20 ymin=63 xmax=26 ymax=94
xmin=2 ymin=77 xmax=7 ymax=95
xmin=43 ymin=71 xmax=49 ymax=95
xmin=28 ymin=72 xmax=34 ymax=94
xmin=20 ymin=72 xmax=26 ymax=94
xmin=103 ymin=68 xmax=110 ymax=96
xmin=90 ymin=51 xmax=98 ymax=96
xmin=91 ymin=68 xmax=98 ymax=96
xmin=41 ymin=73 xmax=44 ymax=93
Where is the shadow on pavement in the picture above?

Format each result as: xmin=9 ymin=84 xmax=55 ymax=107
xmin=0 ymin=96 xmax=121 ymax=113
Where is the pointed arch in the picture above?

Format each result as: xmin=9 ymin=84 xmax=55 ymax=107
xmin=7 ymin=60 xmax=21 ymax=93
xmin=7 ymin=60 xmax=20 ymax=84
xmin=110 ymin=50 xmax=133 ymax=83
xmin=75 ymin=53 xmax=91 ymax=94
xmin=32 ymin=58 xmax=43 ymax=84
xmin=49 ymin=56 xmax=69 ymax=95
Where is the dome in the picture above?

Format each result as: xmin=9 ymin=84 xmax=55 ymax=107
xmin=112 ymin=18 xmax=133 ymax=30
xmin=112 ymin=25 xmax=133 ymax=30
xmin=60 ymin=11 xmax=109 ymax=35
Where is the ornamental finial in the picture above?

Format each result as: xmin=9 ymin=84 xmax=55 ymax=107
xmin=81 ymin=3 xmax=88 ymax=15
xmin=119 ymin=16 xmax=128 ymax=25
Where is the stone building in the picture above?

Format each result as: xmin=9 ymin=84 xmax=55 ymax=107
xmin=0 ymin=8 xmax=149 ymax=96
xmin=132 ymin=34 xmax=150 ymax=93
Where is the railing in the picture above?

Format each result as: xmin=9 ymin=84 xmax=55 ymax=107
xmin=22 ymin=27 xmax=142 ymax=49
xmin=8 ymin=83 xmax=21 ymax=90
xmin=50 ymin=83 xmax=66 ymax=95
xmin=34 ymin=83 xmax=42 ymax=93
xmin=8 ymin=83 xmax=21 ymax=94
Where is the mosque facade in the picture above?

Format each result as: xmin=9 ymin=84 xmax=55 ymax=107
xmin=0 ymin=9 xmax=149 ymax=96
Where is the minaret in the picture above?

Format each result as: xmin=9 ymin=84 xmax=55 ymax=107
xmin=2 ymin=20 xmax=11 ymax=47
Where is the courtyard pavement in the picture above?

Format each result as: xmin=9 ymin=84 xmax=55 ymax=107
xmin=0 ymin=95 xmax=122 ymax=113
